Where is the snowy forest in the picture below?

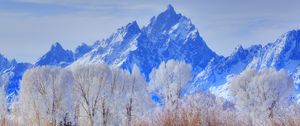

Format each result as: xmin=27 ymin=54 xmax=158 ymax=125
xmin=0 ymin=60 xmax=298 ymax=126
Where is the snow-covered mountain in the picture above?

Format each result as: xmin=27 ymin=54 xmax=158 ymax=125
xmin=247 ymin=30 xmax=300 ymax=71
xmin=0 ymin=54 xmax=17 ymax=72
xmin=71 ymin=21 xmax=141 ymax=68
xmin=247 ymin=30 xmax=300 ymax=88
xmin=35 ymin=42 xmax=74 ymax=67
xmin=192 ymin=45 xmax=261 ymax=90
xmin=72 ymin=5 xmax=217 ymax=78
xmin=1 ymin=4 xmax=300 ymax=100
xmin=74 ymin=43 xmax=93 ymax=60
xmin=197 ymin=29 xmax=300 ymax=98
xmin=0 ymin=54 xmax=32 ymax=99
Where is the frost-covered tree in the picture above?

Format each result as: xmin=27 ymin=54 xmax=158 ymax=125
xmin=72 ymin=64 xmax=112 ymax=126
xmin=229 ymin=68 xmax=295 ymax=125
xmin=109 ymin=68 xmax=131 ymax=125
xmin=19 ymin=66 xmax=75 ymax=126
xmin=149 ymin=60 xmax=192 ymax=105
xmin=123 ymin=65 xmax=152 ymax=126
xmin=71 ymin=63 xmax=152 ymax=126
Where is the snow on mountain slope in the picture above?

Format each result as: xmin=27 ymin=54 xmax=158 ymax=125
xmin=35 ymin=42 xmax=74 ymax=67
xmin=192 ymin=45 xmax=261 ymax=91
xmin=198 ymin=29 xmax=300 ymax=98
xmin=125 ymin=5 xmax=216 ymax=75
xmin=71 ymin=21 xmax=141 ymax=67
xmin=0 ymin=54 xmax=17 ymax=72
xmin=3 ymin=63 xmax=32 ymax=100
xmin=247 ymin=30 xmax=300 ymax=70
xmin=0 ymin=54 xmax=32 ymax=99
xmin=72 ymin=5 xmax=217 ymax=78
xmin=246 ymin=29 xmax=300 ymax=91
xmin=74 ymin=43 xmax=93 ymax=60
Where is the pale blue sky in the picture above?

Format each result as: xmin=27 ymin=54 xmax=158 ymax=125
xmin=0 ymin=0 xmax=300 ymax=63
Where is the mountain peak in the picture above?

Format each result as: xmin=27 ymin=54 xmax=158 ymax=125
xmin=104 ymin=21 xmax=141 ymax=44
xmin=275 ymin=29 xmax=300 ymax=60
xmin=233 ymin=45 xmax=244 ymax=53
xmin=144 ymin=4 xmax=182 ymax=38
xmin=229 ymin=45 xmax=248 ymax=59
xmin=159 ymin=4 xmax=179 ymax=19
xmin=126 ymin=21 xmax=139 ymax=30
xmin=35 ymin=42 xmax=74 ymax=67
xmin=0 ymin=53 xmax=18 ymax=72
xmin=75 ymin=43 xmax=92 ymax=59
xmin=51 ymin=42 xmax=63 ymax=50
xmin=166 ymin=4 xmax=176 ymax=14
xmin=125 ymin=21 xmax=141 ymax=35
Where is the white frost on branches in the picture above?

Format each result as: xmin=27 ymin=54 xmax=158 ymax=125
xmin=19 ymin=66 xmax=75 ymax=125
xmin=229 ymin=68 xmax=295 ymax=125
xmin=149 ymin=60 xmax=192 ymax=105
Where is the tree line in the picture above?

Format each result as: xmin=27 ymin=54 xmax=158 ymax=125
xmin=0 ymin=60 xmax=299 ymax=126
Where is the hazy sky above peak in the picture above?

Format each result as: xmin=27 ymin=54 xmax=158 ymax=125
xmin=0 ymin=0 xmax=300 ymax=63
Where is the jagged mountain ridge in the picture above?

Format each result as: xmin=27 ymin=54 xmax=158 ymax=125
xmin=35 ymin=42 xmax=74 ymax=67
xmin=71 ymin=21 xmax=141 ymax=67
xmin=0 ymin=54 xmax=17 ymax=72
xmin=71 ymin=5 xmax=217 ymax=78
xmin=0 ymin=54 xmax=32 ymax=98
xmin=196 ymin=29 xmax=300 ymax=98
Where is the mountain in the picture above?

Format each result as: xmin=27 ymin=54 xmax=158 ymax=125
xmin=0 ymin=54 xmax=17 ymax=72
xmin=1 ymin=4 xmax=300 ymax=101
xmin=0 ymin=54 xmax=32 ymax=100
xmin=192 ymin=45 xmax=261 ymax=91
xmin=74 ymin=43 xmax=93 ymax=59
xmin=195 ymin=29 xmax=300 ymax=98
xmin=72 ymin=5 xmax=217 ymax=78
xmin=246 ymin=30 xmax=300 ymax=89
xmin=71 ymin=21 xmax=141 ymax=67
xmin=35 ymin=42 xmax=74 ymax=67
xmin=4 ymin=63 xmax=32 ymax=100
xmin=246 ymin=30 xmax=300 ymax=71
